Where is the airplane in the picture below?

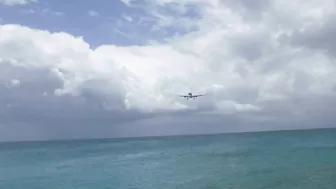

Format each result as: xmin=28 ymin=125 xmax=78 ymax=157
xmin=179 ymin=92 xmax=203 ymax=100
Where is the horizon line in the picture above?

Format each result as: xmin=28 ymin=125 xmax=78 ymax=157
xmin=1 ymin=126 xmax=335 ymax=144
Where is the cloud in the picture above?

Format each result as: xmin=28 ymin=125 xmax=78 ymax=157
xmin=10 ymin=79 xmax=20 ymax=86
xmin=286 ymin=13 xmax=336 ymax=57
xmin=20 ymin=8 xmax=64 ymax=16
xmin=122 ymin=14 xmax=133 ymax=22
xmin=88 ymin=10 xmax=99 ymax=17
xmin=0 ymin=0 xmax=37 ymax=6
xmin=1 ymin=0 xmax=336 ymax=141
xmin=21 ymin=9 xmax=37 ymax=14
xmin=114 ymin=0 xmax=203 ymax=42
xmin=120 ymin=0 xmax=133 ymax=7
xmin=41 ymin=8 xmax=64 ymax=16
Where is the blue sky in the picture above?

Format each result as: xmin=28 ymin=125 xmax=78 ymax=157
xmin=0 ymin=0 xmax=140 ymax=46
xmin=0 ymin=0 xmax=199 ymax=47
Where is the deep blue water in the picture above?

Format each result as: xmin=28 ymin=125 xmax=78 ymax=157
xmin=1 ymin=129 xmax=336 ymax=189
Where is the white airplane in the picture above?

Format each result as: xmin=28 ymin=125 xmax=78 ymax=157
xmin=179 ymin=92 xmax=203 ymax=100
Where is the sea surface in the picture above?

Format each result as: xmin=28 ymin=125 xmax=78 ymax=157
xmin=1 ymin=129 xmax=336 ymax=189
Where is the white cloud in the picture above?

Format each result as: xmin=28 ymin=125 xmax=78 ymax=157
xmin=21 ymin=9 xmax=36 ymax=14
xmin=0 ymin=0 xmax=37 ymax=5
xmin=122 ymin=15 xmax=133 ymax=22
xmin=120 ymin=0 xmax=135 ymax=7
xmin=42 ymin=8 xmax=64 ymax=16
xmin=88 ymin=10 xmax=99 ymax=17
xmin=20 ymin=8 xmax=64 ymax=16
xmin=10 ymin=79 xmax=20 ymax=86
xmin=1 ymin=0 xmax=336 ymax=140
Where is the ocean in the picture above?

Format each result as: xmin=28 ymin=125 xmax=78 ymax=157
xmin=1 ymin=129 xmax=336 ymax=189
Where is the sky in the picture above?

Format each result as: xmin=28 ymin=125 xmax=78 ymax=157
xmin=1 ymin=0 xmax=336 ymax=142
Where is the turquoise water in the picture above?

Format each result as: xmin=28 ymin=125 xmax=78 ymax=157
xmin=1 ymin=129 xmax=336 ymax=189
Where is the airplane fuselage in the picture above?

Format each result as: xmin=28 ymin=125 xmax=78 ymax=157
xmin=185 ymin=92 xmax=197 ymax=99
xmin=180 ymin=92 xmax=203 ymax=100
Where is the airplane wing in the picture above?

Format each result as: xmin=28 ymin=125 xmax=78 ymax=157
xmin=179 ymin=95 xmax=189 ymax=97
xmin=193 ymin=94 xmax=204 ymax=97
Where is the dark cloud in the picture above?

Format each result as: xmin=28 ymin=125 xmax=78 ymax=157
xmin=285 ymin=14 xmax=336 ymax=57
xmin=0 ymin=63 xmax=154 ymax=141
xmin=229 ymin=34 xmax=270 ymax=62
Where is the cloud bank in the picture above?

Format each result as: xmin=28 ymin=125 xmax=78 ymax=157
xmin=0 ymin=0 xmax=37 ymax=6
xmin=1 ymin=0 xmax=336 ymax=141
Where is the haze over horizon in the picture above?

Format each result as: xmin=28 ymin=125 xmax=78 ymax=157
xmin=1 ymin=0 xmax=336 ymax=142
